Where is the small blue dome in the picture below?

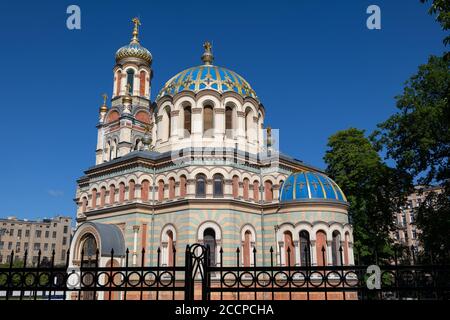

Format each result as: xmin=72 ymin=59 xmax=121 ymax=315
xmin=279 ymin=171 xmax=347 ymax=203
xmin=156 ymin=65 xmax=258 ymax=101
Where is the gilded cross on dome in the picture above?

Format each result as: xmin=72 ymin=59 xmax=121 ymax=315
xmin=131 ymin=17 xmax=141 ymax=43
xmin=201 ymin=41 xmax=214 ymax=65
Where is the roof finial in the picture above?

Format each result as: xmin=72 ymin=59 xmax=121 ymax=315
xmin=99 ymin=93 xmax=108 ymax=113
xmin=201 ymin=41 xmax=214 ymax=65
xmin=131 ymin=17 xmax=141 ymax=43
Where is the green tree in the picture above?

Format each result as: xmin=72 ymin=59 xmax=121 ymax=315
xmin=421 ymin=0 xmax=450 ymax=45
xmin=373 ymin=55 xmax=450 ymax=262
xmin=324 ymin=128 xmax=409 ymax=264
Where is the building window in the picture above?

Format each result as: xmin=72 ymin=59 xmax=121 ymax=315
xmin=51 ymin=243 xmax=55 ymax=251
xmin=25 ymin=230 xmax=30 ymax=237
xmin=253 ymin=180 xmax=259 ymax=202
xmin=24 ymin=243 xmax=28 ymax=251
xmin=8 ymin=242 xmax=12 ymax=250
xmin=299 ymin=231 xmax=310 ymax=266
xmin=232 ymin=176 xmax=239 ymax=198
xmin=15 ymin=242 xmax=20 ymax=253
xmin=141 ymin=180 xmax=150 ymax=201
xmin=243 ymin=230 xmax=252 ymax=267
xmin=9 ymin=229 xmax=14 ymax=237
xmin=168 ymin=178 xmax=175 ymax=200
xmin=196 ymin=174 xmax=206 ymax=197
xmin=63 ymin=237 xmax=67 ymax=245
xmin=225 ymin=106 xmax=233 ymax=138
xmin=331 ymin=231 xmax=342 ymax=266
xmin=126 ymin=69 xmax=134 ymax=94
xmin=35 ymin=230 xmax=41 ymax=238
xmin=203 ymin=105 xmax=214 ymax=137
xmin=45 ymin=231 xmax=49 ymax=238
xmin=283 ymin=231 xmax=295 ymax=266
xmin=64 ymin=226 xmax=68 ymax=234
xmin=184 ymin=106 xmax=192 ymax=137
xmin=158 ymin=180 xmax=165 ymax=202
xmin=44 ymin=243 xmax=48 ymax=251
xmin=139 ymin=70 xmax=146 ymax=96
xmin=52 ymin=231 xmax=56 ymax=239
xmin=17 ymin=230 xmax=22 ymax=238
xmin=243 ymin=178 xmax=249 ymax=200
xmin=203 ymin=228 xmax=216 ymax=266
xmin=213 ymin=174 xmax=224 ymax=197
xmin=33 ymin=243 xmax=40 ymax=251
xmin=264 ymin=180 xmax=273 ymax=201
xmin=61 ymin=250 xmax=66 ymax=261
xmin=180 ymin=175 xmax=187 ymax=197
xmin=81 ymin=234 xmax=97 ymax=258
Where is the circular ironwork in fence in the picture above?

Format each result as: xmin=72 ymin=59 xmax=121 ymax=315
xmin=273 ymin=271 xmax=289 ymax=288
xmin=290 ymin=271 xmax=307 ymax=287
xmin=238 ymin=271 xmax=255 ymax=288
xmin=66 ymin=271 xmax=81 ymax=289
xmin=81 ymin=271 xmax=96 ymax=287
xmin=37 ymin=272 xmax=51 ymax=287
xmin=0 ymin=271 xmax=8 ymax=286
xmin=52 ymin=272 xmax=67 ymax=289
xmin=222 ymin=271 xmax=238 ymax=288
xmin=308 ymin=271 xmax=325 ymax=287
xmin=126 ymin=271 xmax=143 ymax=287
xmin=143 ymin=271 xmax=157 ymax=287
xmin=381 ymin=270 xmax=396 ymax=287
xmin=7 ymin=272 xmax=24 ymax=288
xmin=23 ymin=272 xmax=38 ymax=288
xmin=95 ymin=271 xmax=111 ymax=288
xmin=189 ymin=243 xmax=206 ymax=260
xmin=256 ymin=271 xmax=272 ymax=287
xmin=325 ymin=271 xmax=343 ymax=287
xmin=343 ymin=271 xmax=360 ymax=287
xmin=111 ymin=271 xmax=127 ymax=287
xmin=397 ymin=270 xmax=416 ymax=286
xmin=159 ymin=271 xmax=174 ymax=287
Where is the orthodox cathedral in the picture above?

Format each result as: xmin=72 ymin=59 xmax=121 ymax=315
xmin=69 ymin=18 xmax=354 ymax=275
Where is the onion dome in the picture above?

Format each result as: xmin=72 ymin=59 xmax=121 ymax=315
xmin=99 ymin=93 xmax=108 ymax=113
xmin=279 ymin=171 xmax=347 ymax=203
xmin=156 ymin=42 xmax=258 ymax=101
xmin=115 ymin=18 xmax=152 ymax=64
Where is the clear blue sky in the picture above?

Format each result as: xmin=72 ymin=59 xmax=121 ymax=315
xmin=0 ymin=0 xmax=446 ymax=221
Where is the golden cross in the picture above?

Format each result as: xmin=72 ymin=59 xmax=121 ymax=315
xmin=131 ymin=17 xmax=141 ymax=42
xmin=203 ymin=41 xmax=212 ymax=52
xmin=132 ymin=17 xmax=141 ymax=28
xmin=102 ymin=93 xmax=108 ymax=104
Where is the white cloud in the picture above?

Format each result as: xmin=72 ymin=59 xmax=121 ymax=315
xmin=48 ymin=189 xmax=64 ymax=197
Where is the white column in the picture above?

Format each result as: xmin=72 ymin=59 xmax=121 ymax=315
xmin=326 ymin=241 xmax=333 ymax=266
xmin=294 ymin=241 xmax=301 ymax=266
xmin=310 ymin=240 xmax=317 ymax=266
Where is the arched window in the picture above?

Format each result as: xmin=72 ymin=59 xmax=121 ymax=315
xmin=91 ymin=189 xmax=97 ymax=209
xmin=100 ymin=187 xmax=106 ymax=207
xmin=253 ymin=180 xmax=259 ymax=202
xmin=232 ymin=176 xmax=239 ymax=198
xmin=332 ymin=231 xmax=342 ymax=266
xmin=166 ymin=230 xmax=174 ymax=267
xmin=213 ymin=174 xmax=224 ymax=197
xmin=225 ymin=106 xmax=233 ymax=138
xmin=119 ymin=183 xmax=125 ymax=203
xmin=264 ymin=180 xmax=273 ymax=201
xmin=168 ymin=178 xmax=175 ymax=199
xmin=115 ymin=70 xmax=122 ymax=96
xmin=245 ymin=107 xmax=254 ymax=140
xmin=126 ymin=69 xmax=134 ymax=94
xmin=139 ymin=70 xmax=146 ymax=96
xmin=81 ymin=234 xmax=97 ymax=258
xmin=129 ymin=180 xmax=135 ymax=201
xmin=180 ymin=175 xmax=187 ymax=197
xmin=158 ymin=180 xmax=165 ymax=202
xmin=204 ymin=228 xmax=216 ymax=266
xmin=162 ymin=106 xmax=171 ymax=141
xmin=109 ymin=185 xmax=115 ymax=204
xmin=184 ymin=106 xmax=192 ymax=137
xmin=284 ymin=231 xmax=295 ymax=266
xmin=299 ymin=231 xmax=310 ymax=266
xmin=81 ymin=197 xmax=87 ymax=213
xmin=141 ymin=180 xmax=149 ymax=201
xmin=243 ymin=230 xmax=252 ymax=267
xmin=243 ymin=178 xmax=249 ymax=200
xmin=196 ymin=174 xmax=206 ymax=197
xmin=114 ymin=139 xmax=118 ymax=159
xmin=134 ymin=139 xmax=141 ymax=151
xmin=316 ymin=230 xmax=327 ymax=266
xmin=203 ymin=105 xmax=214 ymax=137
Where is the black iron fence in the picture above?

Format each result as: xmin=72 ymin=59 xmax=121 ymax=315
xmin=0 ymin=244 xmax=449 ymax=301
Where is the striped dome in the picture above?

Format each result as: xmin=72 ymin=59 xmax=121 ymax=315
xmin=156 ymin=65 xmax=258 ymax=101
xmin=279 ymin=171 xmax=347 ymax=203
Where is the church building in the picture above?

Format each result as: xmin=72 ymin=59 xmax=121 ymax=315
xmin=69 ymin=18 xmax=354 ymax=278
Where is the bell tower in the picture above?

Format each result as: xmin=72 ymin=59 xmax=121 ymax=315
xmin=94 ymin=18 xmax=154 ymax=165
